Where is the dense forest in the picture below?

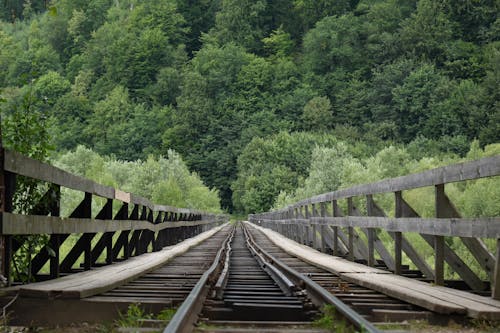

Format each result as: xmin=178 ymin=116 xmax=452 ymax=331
xmin=0 ymin=0 xmax=498 ymax=213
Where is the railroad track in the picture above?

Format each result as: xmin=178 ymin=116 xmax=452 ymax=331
xmin=165 ymin=223 xmax=381 ymax=333
xmin=88 ymin=225 xmax=234 ymax=312
xmin=246 ymin=225 xmax=435 ymax=324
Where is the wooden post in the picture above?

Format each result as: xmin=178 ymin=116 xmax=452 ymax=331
xmin=49 ymin=185 xmax=61 ymax=279
xmin=320 ymin=202 xmax=326 ymax=253
xmin=0 ymin=144 xmax=16 ymax=285
xmin=394 ymin=232 xmax=402 ymax=275
xmin=394 ymin=191 xmax=403 ymax=275
xmin=435 ymin=185 xmax=446 ymax=286
xmin=493 ymin=239 xmax=500 ymax=300
xmin=332 ymin=200 xmax=339 ymax=256
xmin=366 ymin=195 xmax=375 ymax=267
xmin=347 ymin=198 xmax=354 ymax=262
xmin=435 ymin=235 xmax=445 ymax=286
xmin=304 ymin=205 xmax=309 ymax=245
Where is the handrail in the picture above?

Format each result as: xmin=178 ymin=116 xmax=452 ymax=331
xmin=3 ymin=149 xmax=211 ymax=216
xmin=0 ymin=147 xmax=228 ymax=284
xmin=264 ymin=155 xmax=500 ymax=214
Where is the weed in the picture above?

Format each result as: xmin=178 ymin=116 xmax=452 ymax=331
xmin=116 ymin=304 xmax=152 ymax=328
xmin=156 ymin=308 xmax=176 ymax=322
xmin=313 ymin=304 xmax=357 ymax=333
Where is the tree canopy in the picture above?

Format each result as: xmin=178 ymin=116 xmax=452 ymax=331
xmin=0 ymin=0 xmax=498 ymax=213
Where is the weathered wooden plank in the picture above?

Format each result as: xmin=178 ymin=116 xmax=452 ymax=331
xmin=436 ymin=184 xmax=496 ymax=279
xmin=305 ymin=217 xmax=500 ymax=238
xmin=18 ymin=224 xmax=228 ymax=299
xmin=3 ymin=150 xmax=213 ymax=218
xmin=4 ymin=150 xmax=115 ymax=199
xmin=1 ymin=213 xmax=216 ymax=235
xmin=492 ymin=239 xmax=500 ymax=300
xmin=261 ymin=155 xmax=500 ymax=210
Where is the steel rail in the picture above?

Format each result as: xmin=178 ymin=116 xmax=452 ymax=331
xmin=242 ymin=222 xmax=381 ymax=333
xmin=163 ymin=225 xmax=235 ymax=333
xmin=214 ymin=236 xmax=232 ymax=300
xmin=243 ymin=227 xmax=297 ymax=296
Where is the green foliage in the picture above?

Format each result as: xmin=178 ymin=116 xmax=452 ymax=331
xmin=233 ymin=132 xmax=340 ymax=213
xmin=0 ymin=0 xmax=498 ymax=215
xmin=301 ymin=96 xmax=333 ymax=132
xmin=1 ymin=83 xmax=54 ymax=283
xmin=55 ymin=146 xmax=222 ymax=216
xmin=116 ymin=303 xmax=152 ymax=328
xmin=313 ymin=304 xmax=355 ymax=333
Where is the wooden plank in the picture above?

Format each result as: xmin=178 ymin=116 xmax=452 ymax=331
xmin=302 ymin=217 xmax=500 ymax=238
xmin=19 ymin=224 xmax=228 ymax=299
xmin=290 ymin=155 xmax=500 ymax=207
xmin=436 ymin=184 xmax=496 ymax=279
xmin=4 ymin=150 xmax=115 ymax=199
xmin=1 ymin=213 xmax=216 ymax=235
xmin=247 ymin=222 xmax=387 ymax=275
xmin=3 ymin=150 xmax=215 ymax=220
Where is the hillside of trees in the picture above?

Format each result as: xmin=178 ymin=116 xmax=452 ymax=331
xmin=0 ymin=0 xmax=498 ymax=213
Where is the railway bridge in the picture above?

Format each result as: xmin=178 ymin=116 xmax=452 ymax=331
xmin=0 ymin=143 xmax=499 ymax=332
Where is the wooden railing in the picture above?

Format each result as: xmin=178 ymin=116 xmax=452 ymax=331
xmin=249 ymin=155 xmax=500 ymax=299
xmin=0 ymin=148 xmax=227 ymax=285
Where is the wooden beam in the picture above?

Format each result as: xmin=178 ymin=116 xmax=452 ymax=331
xmin=301 ymin=216 xmax=500 ymax=238
xmin=434 ymin=235 xmax=445 ymax=286
xmin=493 ymin=239 xmax=500 ymax=300
xmin=394 ymin=232 xmax=402 ymax=275
xmin=3 ymin=150 xmax=214 ymax=218
xmin=1 ymin=213 xmax=216 ymax=235
xmin=435 ymin=184 xmax=495 ymax=280
xmin=289 ymin=155 xmax=500 ymax=207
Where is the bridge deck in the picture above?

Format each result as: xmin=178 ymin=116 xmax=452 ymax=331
xmin=246 ymin=222 xmax=500 ymax=320
xmin=11 ymin=224 xmax=227 ymax=299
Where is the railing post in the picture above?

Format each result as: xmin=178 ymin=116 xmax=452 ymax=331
xmin=49 ymin=185 xmax=61 ymax=279
xmin=347 ymin=198 xmax=354 ymax=262
xmin=434 ymin=184 xmax=446 ymax=286
xmin=366 ymin=195 xmax=376 ymax=267
xmin=0 ymin=145 xmax=15 ymax=285
xmin=320 ymin=202 xmax=326 ymax=253
xmin=332 ymin=200 xmax=339 ymax=256
xmin=493 ymin=240 xmax=500 ymax=300
xmin=394 ymin=191 xmax=404 ymax=275
xmin=311 ymin=203 xmax=317 ymax=249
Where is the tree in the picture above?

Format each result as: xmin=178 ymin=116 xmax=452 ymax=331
xmin=392 ymin=63 xmax=455 ymax=141
xmin=301 ymin=96 xmax=333 ymax=131
xmin=210 ymin=0 xmax=268 ymax=52
xmin=399 ymin=0 xmax=455 ymax=65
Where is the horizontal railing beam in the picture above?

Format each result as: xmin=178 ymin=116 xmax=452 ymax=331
xmin=278 ymin=155 xmax=500 ymax=210
xmin=3 ymin=149 xmax=210 ymax=216
xmin=256 ymin=217 xmax=500 ymax=238
xmin=1 ymin=212 xmax=217 ymax=235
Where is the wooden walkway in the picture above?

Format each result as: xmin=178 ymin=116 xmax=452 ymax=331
xmin=247 ymin=222 xmax=500 ymax=320
xmin=11 ymin=224 xmax=227 ymax=299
